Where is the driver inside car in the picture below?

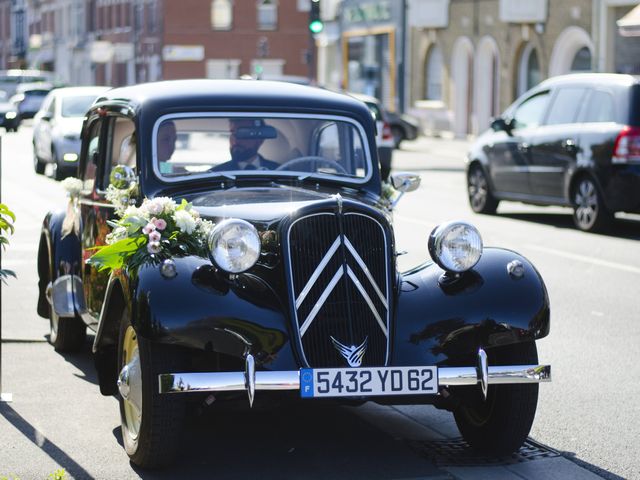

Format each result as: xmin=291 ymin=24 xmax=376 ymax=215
xmin=212 ymin=118 xmax=279 ymax=171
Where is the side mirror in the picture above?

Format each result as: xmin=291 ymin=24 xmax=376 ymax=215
xmin=109 ymin=165 xmax=136 ymax=190
xmin=390 ymin=172 xmax=421 ymax=193
xmin=41 ymin=112 xmax=53 ymax=122
xmin=490 ymin=117 xmax=513 ymax=134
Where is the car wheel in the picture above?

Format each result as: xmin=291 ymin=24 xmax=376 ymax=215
xmin=467 ymin=165 xmax=499 ymax=214
xmin=48 ymin=283 xmax=86 ymax=353
xmin=572 ymin=177 xmax=612 ymax=233
xmin=118 ymin=309 xmax=186 ymax=468
xmin=452 ymin=342 xmax=539 ymax=455
xmin=391 ymin=126 xmax=404 ymax=149
xmin=34 ymin=146 xmax=46 ymax=175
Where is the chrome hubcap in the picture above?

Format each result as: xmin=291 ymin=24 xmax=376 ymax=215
xmin=574 ymin=180 xmax=598 ymax=228
xmin=120 ymin=326 xmax=142 ymax=440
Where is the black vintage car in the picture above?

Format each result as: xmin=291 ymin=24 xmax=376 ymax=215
xmin=37 ymin=80 xmax=551 ymax=468
xmin=467 ymin=73 xmax=640 ymax=232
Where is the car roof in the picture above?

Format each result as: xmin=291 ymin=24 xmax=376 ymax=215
xmin=97 ymin=79 xmax=371 ymax=118
xmin=539 ymin=73 xmax=640 ymax=89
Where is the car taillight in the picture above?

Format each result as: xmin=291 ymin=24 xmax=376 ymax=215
xmin=613 ymin=126 xmax=640 ymax=164
xmin=382 ymin=121 xmax=393 ymax=141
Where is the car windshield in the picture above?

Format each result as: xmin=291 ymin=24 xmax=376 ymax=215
xmin=61 ymin=95 xmax=98 ymax=117
xmin=154 ymin=114 xmax=371 ymax=182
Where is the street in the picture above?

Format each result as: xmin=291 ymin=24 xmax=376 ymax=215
xmin=1 ymin=124 xmax=638 ymax=479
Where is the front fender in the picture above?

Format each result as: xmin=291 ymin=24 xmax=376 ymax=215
xmin=37 ymin=209 xmax=82 ymax=318
xmin=130 ymin=256 xmax=297 ymax=371
xmin=392 ymin=247 xmax=549 ymax=366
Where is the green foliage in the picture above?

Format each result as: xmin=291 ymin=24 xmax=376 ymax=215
xmin=48 ymin=469 xmax=67 ymax=480
xmin=0 ymin=202 xmax=16 ymax=283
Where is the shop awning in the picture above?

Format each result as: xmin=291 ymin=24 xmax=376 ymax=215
xmin=617 ymin=4 xmax=640 ymax=37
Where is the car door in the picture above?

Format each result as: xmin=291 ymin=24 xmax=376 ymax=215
xmin=488 ymin=91 xmax=551 ymax=196
xmin=526 ymin=86 xmax=588 ymax=200
xmin=80 ymin=114 xmax=138 ymax=325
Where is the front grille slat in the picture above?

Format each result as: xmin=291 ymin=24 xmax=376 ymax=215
xmin=287 ymin=210 xmax=391 ymax=368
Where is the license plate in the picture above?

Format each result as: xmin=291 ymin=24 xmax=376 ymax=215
xmin=300 ymin=366 xmax=438 ymax=398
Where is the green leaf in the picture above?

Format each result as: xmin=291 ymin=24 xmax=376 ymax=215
xmin=87 ymin=237 xmax=145 ymax=272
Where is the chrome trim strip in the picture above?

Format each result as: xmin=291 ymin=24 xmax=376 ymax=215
xmin=299 ymin=267 xmax=344 ymax=337
xmin=477 ymin=348 xmax=488 ymax=400
xmin=245 ymin=354 xmax=256 ymax=407
xmin=347 ymin=266 xmax=388 ymax=337
xmin=295 ymin=236 xmax=341 ymax=310
xmin=159 ymin=364 xmax=551 ymax=394
xmin=344 ymin=237 xmax=388 ymax=309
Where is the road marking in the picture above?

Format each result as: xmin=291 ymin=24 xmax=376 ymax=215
xmin=525 ymin=244 xmax=640 ymax=275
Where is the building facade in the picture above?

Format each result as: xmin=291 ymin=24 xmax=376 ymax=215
xmin=407 ymin=0 xmax=640 ymax=137
xmin=10 ymin=0 xmax=314 ymax=87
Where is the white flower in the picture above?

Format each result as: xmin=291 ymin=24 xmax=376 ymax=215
xmin=61 ymin=177 xmax=83 ymax=196
xmin=173 ymin=210 xmax=196 ymax=234
xmin=106 ymin=226 xmax=128 ymax=245
xmin=199 ymin=219 xmax=215 ymax=237
xmin=143 ymin=198 xmax=164 ymax=215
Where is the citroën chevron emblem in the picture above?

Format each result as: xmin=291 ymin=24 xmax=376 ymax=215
xmin=330 ymin=336 xmax=368 ymax=367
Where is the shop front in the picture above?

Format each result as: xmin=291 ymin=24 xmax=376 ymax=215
xmin=339 ymin=0 xmax=405 ymax=112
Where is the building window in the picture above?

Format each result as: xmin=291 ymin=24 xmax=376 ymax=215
xmin=571 ymin=47 xmax=591 ymax=72
xmin=257 ymin=0 xmax=277 ymax=30
xmin=211 ymin=0 xmax=232 ymax=30
xmin=207 ymin=59 xmax=241 ymax=79
xmin=517 ymin=43 xmax=541 ymax=97
xmin=424 ymin=44 xmax=443 ymax=100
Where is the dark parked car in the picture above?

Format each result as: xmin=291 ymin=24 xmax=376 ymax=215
xmin=467 ymin=73 xmax=640 ymax=232
xmin=10 ymin=83 xmax=52 ymax=123
xmin=385 ymin=109 xmax=421 ymax=148
xmin=0 ymin=91 xmax=18 ymax=132
xmin=38 ymin=80 xmax=551 ymax=468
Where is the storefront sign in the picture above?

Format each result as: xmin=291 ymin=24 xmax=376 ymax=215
xmin=343 ymin=1 xmax=391 ymax=24
xmin=162 ymin=45 xmax=205 ymax=62
xmin=499 ymin=0 xmax=547 ymax=23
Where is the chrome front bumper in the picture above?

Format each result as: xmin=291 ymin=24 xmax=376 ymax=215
xmin=156 ymin=349 xmax=551 ymax=407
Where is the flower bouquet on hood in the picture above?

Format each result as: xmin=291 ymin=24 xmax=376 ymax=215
xmin=88 ymin=196 xmax=214 ymax=273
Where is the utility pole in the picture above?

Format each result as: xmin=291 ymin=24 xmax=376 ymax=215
xmin=0 ymin=137 xmax=12 ymax=403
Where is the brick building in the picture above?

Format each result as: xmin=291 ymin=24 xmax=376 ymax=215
xmin=15 ymin=0 xmax=314 ymax=87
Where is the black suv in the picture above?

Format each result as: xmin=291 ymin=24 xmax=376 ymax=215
xmin=467 ymin=73 xmax=640 ymax=232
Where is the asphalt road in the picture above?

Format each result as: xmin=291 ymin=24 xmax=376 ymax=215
xmin=0 ymin=125 xmax=636 ymax=479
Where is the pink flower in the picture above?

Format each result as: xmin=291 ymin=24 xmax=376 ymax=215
xmin=147 ymin=241 xmax=161 ymax=254
xmin=148 ymin=230 xmax=161 ymax=242
xmin=142 ymin=222 xmax=156 ymax=235
xmin=153 ymin=218 xmax=167 ymax=231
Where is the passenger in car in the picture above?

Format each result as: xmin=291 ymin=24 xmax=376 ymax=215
xmin=212 ymin=118 xmax=279 ymax=171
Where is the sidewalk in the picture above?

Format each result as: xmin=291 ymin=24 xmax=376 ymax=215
xmin=393 ymin=134 xmax=472 ymax=173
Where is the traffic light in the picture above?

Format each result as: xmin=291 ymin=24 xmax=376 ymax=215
xmin=309 ymin=0 xmax=323 ymax=34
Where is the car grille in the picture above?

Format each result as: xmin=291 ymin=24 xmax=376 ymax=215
xmin=286 ymin=210 xmax=390 ymax=368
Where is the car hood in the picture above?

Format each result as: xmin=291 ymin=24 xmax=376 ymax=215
xmin=55 ymin=117 xmax=84 ymax=136
xmin=184 ymin=185 xmax=380 ymax=224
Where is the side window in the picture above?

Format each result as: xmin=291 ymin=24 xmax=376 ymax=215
xmin=82 ymin=120 xmax=102 ymax=192
xmin=582 ymin=91 xmax=616 ymax=123
xmin=47 ymin=97 xmax=56 ymax=117
xmin=545 ymin=87 xmax=588 ymax=125
xmin=512 ymin=92 xmax=551 ymax=130
xmin=104 ymin=117 xmax=136 ymax=188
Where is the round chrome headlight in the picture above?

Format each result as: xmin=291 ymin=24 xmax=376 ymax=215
xmin=428 ymin=221 xmax=483 ymax=273
xmin=208 ymin=219 xmax=261 ymax=273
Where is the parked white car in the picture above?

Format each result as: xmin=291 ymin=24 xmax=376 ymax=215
xmin=33 ymin=86 xmax=109 ymax=179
